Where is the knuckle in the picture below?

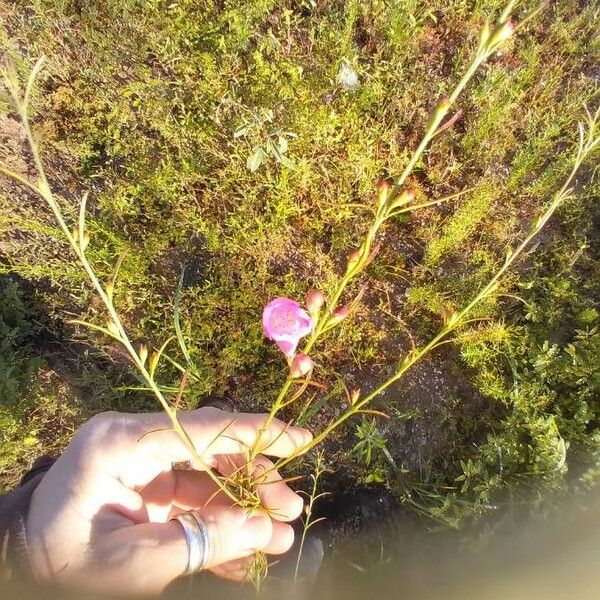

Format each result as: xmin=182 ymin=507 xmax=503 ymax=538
xmin=83 ymin=411 xmax=122 ymax=441
xmin=252 ymin=514 xmax=274 ymax=548
xmin=71 ymin=411 xmax=130 ymax=464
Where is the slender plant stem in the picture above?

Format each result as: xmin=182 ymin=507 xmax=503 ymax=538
xmin=272 ymin=113 xmax=599 ymax=474
xmin=390 ymin=56 xmax=485 ymax=197
xmin=292 ymin=452 xmax=327 ymax=585
xmin=251 ymin=9 xmax=518 ymax=460
xmin=3 ymin=71 xmax=242 ymax=505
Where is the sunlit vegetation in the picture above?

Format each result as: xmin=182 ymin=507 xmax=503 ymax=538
xmin=1 ymin=0 xmax=599 ymax=535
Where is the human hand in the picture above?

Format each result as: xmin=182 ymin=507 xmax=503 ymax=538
xmin=26 ymin=407 xmax=312 ymax=595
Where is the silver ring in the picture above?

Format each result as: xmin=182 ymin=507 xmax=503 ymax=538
xmin=190 ymin=512 xmax=211 ymax=569
xmin=171 ymin=511 xmax=210 ymax=575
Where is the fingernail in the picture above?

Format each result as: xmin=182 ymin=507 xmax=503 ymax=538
xmin=300 ymin=428 xmax=313 ymax=444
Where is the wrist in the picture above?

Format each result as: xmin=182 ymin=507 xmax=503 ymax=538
xmin=0 ymin=470 xmax=49 ymax=577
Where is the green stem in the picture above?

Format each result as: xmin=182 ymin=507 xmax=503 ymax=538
xmin=390 ymin=53 xmax=487 ymax=198
xmin=254 ymin=23 xmax=500 ymax=454
xmin=292 ymin=453 xmax=325 ymax=584
xmin=7 ymin=85 xmax=242 ymax=505
xmin=273 ymin=122 xmax=596 ymax=474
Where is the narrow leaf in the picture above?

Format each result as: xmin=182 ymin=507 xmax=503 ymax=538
xmin=24 ymin=56 xmax=46 ymax=114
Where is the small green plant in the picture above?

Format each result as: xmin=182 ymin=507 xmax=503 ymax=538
xmin=234 ymin=108 xmax=296 ymax=171
xmin=351 ymin=417 xmax=395 ymax=468
xmin=454 ymin=319 xmax=600 ymax=509
xmin=293 ymin=451 xmax=329 ymax=586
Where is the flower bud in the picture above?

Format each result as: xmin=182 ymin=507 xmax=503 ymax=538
xmin=488 ymin=20 xmax=513 ymax=49
xmin=327 ymin=305 xmax=349 ymax=327
xmin=350 ymin=389 xmax=360 ymax=406
xmin=428 ymin=96 xmax=450 ymax=128
xmin=377 ymin=178 xmax=391 ymax=193
xmin=389 ymin=188 xmax=416 ymax=210
xmin=290 ymin=353 xmax=313 ymax=378
xmin=105 ymin=282 xmax=114 ymax=302
xmin=334 ymin=305 xmax=349 ymax=318
xmin=148 ymin=351 xmax=160 ymax=376
xmin=139 ymin=343 xmax=148 ymax=365
xmin=346 ymin=249 xmax=361 ymax=271
xmin=81 ymin=231 xmax=90 ymax=251
xmin=477 ymin=21 xmax=491 ymax=54
xmin=377 ymin=179 xmax=391 ymax=207
xmin=306 ymin=289 xmax=325 ymax=313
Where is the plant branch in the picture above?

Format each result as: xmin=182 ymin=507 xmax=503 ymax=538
xmin=272 ymin=110 xmax=599 ymax=474
xmin=1 ymin=59 xmax=243 ymax=506
xmin=253 ymin=4 xmax=524 ymax=456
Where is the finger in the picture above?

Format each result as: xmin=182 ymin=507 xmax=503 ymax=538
xmin=90 ymin=505 xmax=273 ymax=595
xmin=209 ymin=557 xmax=252 ymax=582
xmin=172 ymin=469 xmax=225 ymax=511
xmin=138 ymin=407 xmax=313 ymax=463
xmin=140 ymin=470 xmax=176 ymax=523
xmin=89 ymin=520 xmax=189 ymax=595
xmin=91 ymin=408 xmax=312 ymax=488
xmin=194 ymin=504 xmax=273 ymax=569
xmin=208 ymin=522 xmax=295 ymax=582
xmin=110 ymin=470 xmax=176 ymax=525
xmin=214 ymin=454 xmax=304 ymax=521
xmin=266 ymin=520 xmax=295 ymax=555
xmin=171 ymin=471 xmax=295 ymax=554
xmin=252 ymin=456 xmax=304 ymax=522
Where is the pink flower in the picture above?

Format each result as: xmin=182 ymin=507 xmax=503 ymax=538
xmin=262 ymin=297 xmax=314 ymax=357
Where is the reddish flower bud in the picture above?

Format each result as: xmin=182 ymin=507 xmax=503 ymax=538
xmin=437 ymin=96 xmax=451 ymax=112
xmin=404 ymin=188 xmax=416 ymax=202
xmin=389 ymin=188 xmax=416 ymax=210
xmin=347 ymin=249 xmax=361 ymax=270
xmin=290 ymin=353 xmax=313 ymax=378
xmin=376 ymin=178 xmax=391 ymax=206
xmin=377 ymin=179 xmax=391 ymax=194
xmin=328 ymin=305 xmax=349 ymax=327
xmin=334 ymin=305 xmax=349 ymax=318
xmin=306 ymin=289 xmax=325 ymax=313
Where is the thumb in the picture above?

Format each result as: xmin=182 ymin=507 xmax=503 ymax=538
xmin=92 ymin=506 xmax=272 ymax=595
